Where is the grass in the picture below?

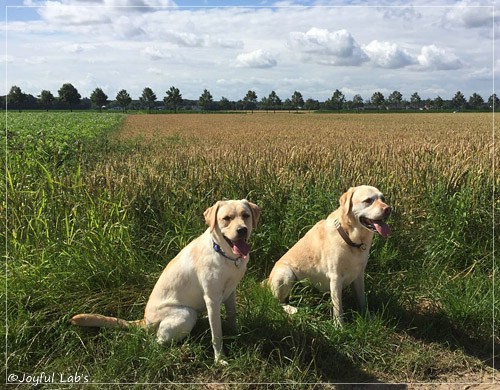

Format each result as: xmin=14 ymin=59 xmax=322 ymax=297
xmin=3 ymin=111 xmax=498 ymax=387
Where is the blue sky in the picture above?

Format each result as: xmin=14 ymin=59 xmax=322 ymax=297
xmin=2 ymin=1 xmax=498 ymax=103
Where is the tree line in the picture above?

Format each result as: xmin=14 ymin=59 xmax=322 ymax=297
xmin=3 ymin=84 xmax=498 ymax=112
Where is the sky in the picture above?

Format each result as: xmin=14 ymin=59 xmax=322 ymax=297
xmin=1 ymin=0 xmax=498 ymax=103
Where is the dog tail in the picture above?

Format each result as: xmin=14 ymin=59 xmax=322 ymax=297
xmin=70 ymin=313 xmax=145 ymax=329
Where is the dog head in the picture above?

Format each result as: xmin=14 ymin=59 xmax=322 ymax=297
xmin=339 ymin=186 xmax=391 ymax=238
xmin=204 ymin=199 xmax=260 ymax=259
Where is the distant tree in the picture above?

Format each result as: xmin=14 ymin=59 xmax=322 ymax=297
xmin=58 ymin=83 xmax=81 ymax=111
xmin=304 ymin=98 xmax=320 ymax=111
xmin=140 ymin=87 xmax=157 ymax=113
xmin=410 ymin=92 xmax=421 ymax=109
xmin=488 ymin=93 xmax=499 ymax=110
xmin=283 ymin=98 xmax=293 ymax=113
xmin=328 ymin=89 xmax=345 ymax=111
xmin=8 ymin=85 xmax=27 ymax=111
xmin=352 ymin=94 xmax=364 ymax=111
xmin=260 ymin=96 xmax=270 ymax=112
xmin=371 ymin=91 xmax=385 ymax=110
xmin=90 ymin=88 xmax=108 ymax=112
xmin=267 ymin=91 xmax=282 ymax=113
xmin=291 ymin=91 xmax=304 ymax=112
xmin=38 ymin=90 xmax=55 ymax=111
xmin=219 ymin=96 xmax=232 ymax=111
xmin=434 ymin=96 xmax=444 ymax=110
xmin=243 ymin=90 xmax=258 ymax=113
xmin=451 ymin=91 xmax=467 ymax=110
xmin=116 ymin=89 xmax=132 ymax=112
xmin=388 ymin=90 xmax=403 ymax=110
xmin=468 ymin=93 xmax=484 ymax=109
xmin=164 ymin=86 xmax=183 ymax=113
xmin=198 ymin=89 xmax=214 ymax=111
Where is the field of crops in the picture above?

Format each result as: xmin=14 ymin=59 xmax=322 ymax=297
xmin=3 ymin=111 xmax=498 ymax=386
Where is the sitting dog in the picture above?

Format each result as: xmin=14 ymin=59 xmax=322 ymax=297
xmin=266 ymin=186 xmax=391 ymax=323
xmin=71 ymin=199 xmax=260 ymax=364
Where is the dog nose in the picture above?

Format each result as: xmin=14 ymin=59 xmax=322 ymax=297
xmin=237 ymin=227 xmax=248 ymax=237
xmin=383 ymin=206 xmax=392 ymax=217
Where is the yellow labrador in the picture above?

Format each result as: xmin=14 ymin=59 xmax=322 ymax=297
xmin=71 ymin=199 xmax=260 ymax=364
xmin=266 ymin=186 xmax=391 ymax=323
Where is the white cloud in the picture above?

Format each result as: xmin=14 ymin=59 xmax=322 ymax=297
xmin=288 ymin=28 xmax=369 ymax=66
xmin=363 ymin=40 xmax=417 ymax=69
xmin=235 ymin=49 xmax=277 ymax=69
xmin=141 ymin=46 xmax=169 ymax=60
xmin=417 ymin=45 xmax=464 ymax=71
xmin=442 ymin=1 xmax=495 ymax=29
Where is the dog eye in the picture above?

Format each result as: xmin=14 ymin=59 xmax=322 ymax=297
xmin=363 ymin=198 xmax=374 ymax=205
xmin=242 ymin=213 xmax=250 ymax=219
xmin=222 ymin=216 xmax=231 ymax=221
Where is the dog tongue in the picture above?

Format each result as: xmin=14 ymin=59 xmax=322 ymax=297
xmin=373 ymin=221 xmax=391 ymax=238
xmin=232 ymin=239 xmax=250 ymax=259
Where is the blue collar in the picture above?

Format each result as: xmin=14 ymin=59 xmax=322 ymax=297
xmin=212 ymin=238 xmax=243 ymax=266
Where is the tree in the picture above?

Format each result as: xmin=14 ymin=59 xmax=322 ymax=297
xmin=410 ymin=92 xmax=421 ymax=109
xmin=8 ymin=85 xmax=27 ymax=111
xmin=164 ymin=86 xmax=183 ymax=113
xmin=260 ymin=96 xmax=270 ymax=112
xmin=243 ymin=90 xmax=258 ymax=113
xmin=327 ymin=89 xmax=345 ymax=111
xmin=434 ymin=96 xmax=444 ymax=110
xmin=198 ymin=89 xmax=214 ymax=111
xmin=267 ymin=91 xmax=281 ymax=113
xmin=219 ymin=97 xmax=232 ymax=111
xmin=468 ymin=93 xmax=484 ymax=109
xmin=352 ymin=94 xmax=364 ymax=111
xmin=488 ymin=94 xmax=499 ymax=111
xmin=304 ymin=98 xmax=320 ymax=111
xmin=90 ymin=88 xmax=108 ymax=112
xmin=388 ymin=91 xmax=403 ymax=110
xmin=451 ymin=91 xmax=466 ymax=110
xmin=371 ymin=91 xmax=385 ymax=110
xmin=140 ymin=87 xmax=157 ymax=113
xmin=116 ymin=89 xmax=132 ymax=112
xmin=58 ymin=83 xmax=81 ymax=111
xmin=291 ymin=91 xmax=304 ymax=112
xmin=37 ymin=90 xmax=55 ymax=111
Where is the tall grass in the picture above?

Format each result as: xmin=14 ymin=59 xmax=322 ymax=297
xmin=3 ymin=112 xmax=497 ymax=386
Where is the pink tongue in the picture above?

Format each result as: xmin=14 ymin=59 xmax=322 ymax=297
xmin=373 ymin=221 xmax=391 ymax=238
xmin=232 ymin=240 xmax=250 ymax=259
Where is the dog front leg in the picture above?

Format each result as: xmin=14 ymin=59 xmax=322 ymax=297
xmin=329 ymin=275 xmax=344 ymax=325
xmin=224 ymin=291 xmax=237 ymax=334
xmin=204 ymin=295 xmax=226 ymax=365
xmin=352 ymin=273 xmax=367 ymax=313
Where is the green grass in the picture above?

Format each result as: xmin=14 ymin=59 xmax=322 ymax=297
xmin=2 ymin=112 xmax=497 ymax=387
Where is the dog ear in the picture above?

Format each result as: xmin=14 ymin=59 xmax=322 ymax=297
xmin=244 ymin=200 xmax=261 ymax=229
xmin=204 ymin=201 xmax=221 ymax=232
xmin=339 ymin=187 xmax=356 ymax=215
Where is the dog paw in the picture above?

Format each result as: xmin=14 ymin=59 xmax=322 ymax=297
xmin=282 ymin=304 xmax=298 ymax=315
xmin=215 ymin=357 xmax=229 ymax=366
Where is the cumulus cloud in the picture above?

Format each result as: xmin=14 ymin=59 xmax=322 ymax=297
xmin=163 ymin=31 xmax=206 ymax=47
xmin=141 ymin=46 xmax=169 ymax=60
xmin=363 ymin=40 xmax=417 ymax=69
xmin=442 ymin=1 xmax=495 ymax=29
xmin=235 ymin=49 xmax=277 ymax=69
xmin=288 ymin=28 xmax=368 ymax=66
xmin=417 ymin=45 xmax=464 ymax=70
